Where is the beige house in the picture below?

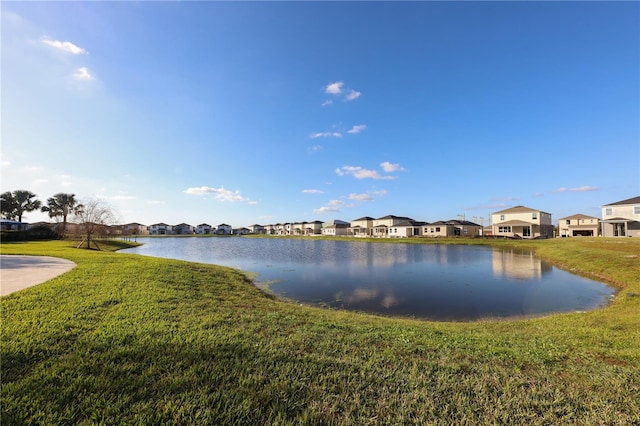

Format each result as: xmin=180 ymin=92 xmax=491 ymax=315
xmin=558 ymin=214 xmax=599 ymax=237
xmin=350 ymin=216 xmax=374 ymax=237
xmin=372 ymin=215 xmax=414 ymax=238
xmin=304 ymin=221 xmax=323 ymax=235
xmin=601 ymin=196 xmax=640 ymax=237
xmin=491 ymin=206 xmax=554 ymax=239
xmin=422 ymin=220 xmax=482 ymax=237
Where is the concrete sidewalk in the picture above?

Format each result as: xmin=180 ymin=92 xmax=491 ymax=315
xmin=0 ymin=255 xmax=77 ymax=296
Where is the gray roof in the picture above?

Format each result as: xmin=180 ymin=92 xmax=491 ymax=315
xmin=493 ymin=205 xmax=551 ymax=215
xmin=603 ymin=196 xmax=640 ymax=206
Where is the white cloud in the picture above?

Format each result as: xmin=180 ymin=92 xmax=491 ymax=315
xmin=314 ymin=199 xmax=346 ymax=214
xmin=309 ymin=145 xmax=323 ymax=152
xmin=335 ymin=165 xmax=396 ymax=180
xmin=321 ymin=100 xmax=333 ymax=107
xmin=553 ymin=186 xmax=600 ymax=193
xmin=1 ymin=160 xmax=10 ymax=167
xmin=41 ymin=37 xmax=87 ymax=55
xmin=310 ymin=131 xmax=342 ymax=139
xmin=347 ymin=124 xmax=367 ymax=134
xmin=184 ymin=186 xmax=251 ymax=203
xmin=348 ymin=193 xmax=373 ymax=201
xmin=302 ymin=189 xmax=324 ymax=194
xmin=147 ymin=200 xmax=166 ymax=205
xmin=380 ymin=161 xmax=406 ymax=173
xmin=73 ymin=67 xmax=93 ymax=80
xmin=325 ymin=81 xmax=344 ymax=95
xmin=344 ymin=89 xmax=361 ymax=101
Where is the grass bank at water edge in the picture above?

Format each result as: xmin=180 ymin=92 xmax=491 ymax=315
xmin=1 ymin=238 xmax=639 ymax=424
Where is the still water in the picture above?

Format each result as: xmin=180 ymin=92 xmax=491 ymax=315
xmin=120 ymin=237 xmax=614 ymax=321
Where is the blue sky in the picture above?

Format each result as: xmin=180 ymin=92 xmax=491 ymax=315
xmin=2 ymin=1 xmax=638 ymax=227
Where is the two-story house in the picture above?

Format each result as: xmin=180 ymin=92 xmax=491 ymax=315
xmin=350 ymin=216 xmax=375 ymax=237
xmin=216 ymin=223 xmax=232 ymax=235
xmin=174 ymin=223 xmax=194 ymax=235
xmin=195 ymin=223 xmax=213 ymax=234
xmin=149 ymin=223 xmax=173 ymax=235
xmin=491 ymin=206 xmax=553 ymax=239
xmin=372 ymin=215 xmax=414 ymax=238
xmin=557 ymin=214 xmax=599 ymax=237
xmin=601 ymin=196 xmax=640 ymax=237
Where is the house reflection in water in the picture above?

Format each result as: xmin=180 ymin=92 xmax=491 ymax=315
xmin=492 ymin=248 xmax=552 ymax=280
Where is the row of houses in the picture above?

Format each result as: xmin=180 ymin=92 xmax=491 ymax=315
xmin=4 ymin=196 xmax=639 ymax=239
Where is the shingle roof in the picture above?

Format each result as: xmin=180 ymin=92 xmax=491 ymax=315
xmin=493 ymin=205 xmax=551 ymax=215
xmin=603 ymin=196 xmax=640 ymax=206
xmin=352 ymin=216 xmax=374 ymax=221
xmin=558 ymin=214 xmax=599 ymax=221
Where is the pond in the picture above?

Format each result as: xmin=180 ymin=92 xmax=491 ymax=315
xmin=120 ymin=237 xmax=615 ymax=321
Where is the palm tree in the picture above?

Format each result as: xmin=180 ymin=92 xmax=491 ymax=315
xmin=2 ymin=190 xmax=42 ymax=223
xmin=41 ymin=193 xmax=84 ymax=238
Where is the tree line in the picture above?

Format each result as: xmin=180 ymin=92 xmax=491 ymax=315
xmin=1 ymin=190 xmax=115 ymax=249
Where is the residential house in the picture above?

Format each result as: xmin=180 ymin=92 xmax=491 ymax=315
xmin=304 ymin=221 xmax=323 ymax=235
xmin=292 ymin=222 xmax=305 ymax=235
xmin=121 ymin=222 xmax=149 ymax=235
xmin=491 ymin=206 xmax=554 ymax=239
xmin=0 ymin=219 xmax=28 ymax=231
xmin=388 ymin=220 xmax=426 ymax=238
xmin=601 ymin=196 xmax=640 ymax=237
xmin=263 ymin=224 xmax=276 ymax=235
xmin=216 ymin=224 xmax=232 ymax=235
xmin=233 ymin=227 xmax=250 ymax=235
xmin=321 ymin=220 xmax=350 ymax=237
xmin=558 ymin=214 xmax=599 ymax=237
xmin=248 ymin=224 xmax=265 ymax=234
xmin=174 ymin=223 xmax=194 ymax=235
xmin=373 ymin=215 xmax=414 ymax=238
xmin=422 ymin=220 xmax=482 ymax=237
xmin=149 ymin=223 xmax=173 ymax=235
xmin=350 ymin=216 xmax=374 ymax=237
xmin=195 ymin=223 xmax=213 ymax=234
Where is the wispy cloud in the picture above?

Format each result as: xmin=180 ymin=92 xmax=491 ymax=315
xmin=309 ymin=145 xmax=323 ymax=152
xmin=310 ymin=131 xmax=342 ymax=139
xmin=463 ymin=197 xmax=520 ymax=211
xmin=347 ymin=124 xmax=367 ymax=134
xmin=184 ymin=186 xmax=251 ymax=203
xmin=302 ymin=189 xmax=324 ymax=194
xmin=336 ymin=165 xmax=396 ymax=180
xmin=380 ymin=161 xmax=406 ymax=173
xmin=72 ymin=67 xmax=93 ymax=80
xmin=321 ymin=100 xmax=333 ymax=107
xmin=348 ymin=193 xmax=373 ymax=201
xmin=344 ymin=89 xmax=361 ymax=101
xmin=325 ymin=81 xmax=344 ymax=95
xmin=147 ymin=200 xmax=166 ymax=205
xmin=41 ymin=37 xmax=87 ymax=55
xmin=552 ymin=186 xmax=600 ymax=193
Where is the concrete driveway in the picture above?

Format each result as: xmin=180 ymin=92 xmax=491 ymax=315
xmin=0 ymin=255 xmax=77 ymax=296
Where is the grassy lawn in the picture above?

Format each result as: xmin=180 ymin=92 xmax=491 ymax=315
xmin=1 ymin=237 xmax=639 ymax=424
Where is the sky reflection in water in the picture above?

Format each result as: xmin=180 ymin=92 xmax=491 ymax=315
xmin=121 ymin=238 xmax=614 ymax=321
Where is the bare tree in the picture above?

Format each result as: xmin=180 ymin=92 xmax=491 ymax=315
xmin=73 ymin=198 xmax=117 ymax=250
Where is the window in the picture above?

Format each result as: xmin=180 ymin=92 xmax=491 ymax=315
xmin=532 ymin=213 xmax=538 ymax=220
xmin=566 ymin=220 xmax=570 ymax=225
xmin=634 ymin=206 xmax=640 ymax=215
xmin=500 ymin=214 xmax=505 ymax=221
xmin=499 ymin=226 xmax=511 ymax=233
xmin=605 ymin=208 xmax=612 ymax=216
xmin=435 ymin=227 xmax=441 ymax=232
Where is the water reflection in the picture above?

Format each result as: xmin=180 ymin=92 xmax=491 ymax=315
xmin=491 ymin=248 xmax=552 ymax=280
xmin=120 ymin=238 xmax=614 ymax=321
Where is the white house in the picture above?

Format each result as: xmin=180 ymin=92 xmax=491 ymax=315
xmin=304 ymin=221 xmax=323 ymax=235
xmin=195 ymin=223 xmax=213 ymax=234
xmin=388 ymin=220 xmax=425 ymax=238
xmin=248 ymin=224 xmax=265 ymax=234
xmin=491 ymin=206 xmax=554 ymax=239
xmin=174 ymin=223 xmax=194 ymax=235
xmin=149 ymin=223 xmax=173 ymax=235
xmin=216 ymin=223 xmax=232 ymax=235
xmin=422 ymin=220 xmax=482 ymax=237
xmin=601 ymin=196 xmax=640 ymax=237
xmin=321 ymin=220 xmax=350 ymax=236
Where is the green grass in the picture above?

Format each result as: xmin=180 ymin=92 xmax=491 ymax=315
xmin=1 ymin=237 xmax=639 ymax=424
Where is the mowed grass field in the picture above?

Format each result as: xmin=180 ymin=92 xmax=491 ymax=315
xmin=1 ymin=237 xmax=639 ymax=425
